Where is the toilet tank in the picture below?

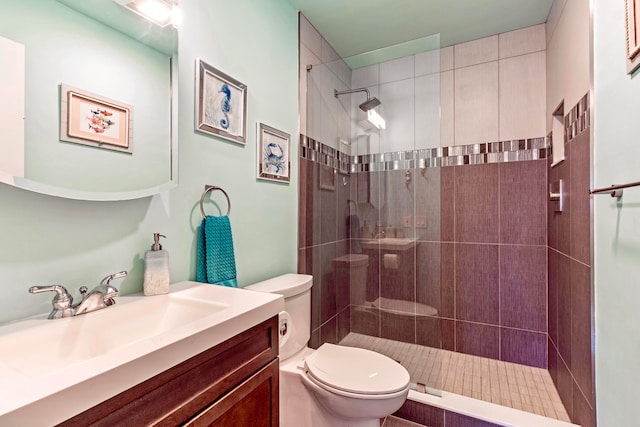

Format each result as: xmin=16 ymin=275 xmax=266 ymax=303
xmin=245 ymin=274 xmax=312 ymax=360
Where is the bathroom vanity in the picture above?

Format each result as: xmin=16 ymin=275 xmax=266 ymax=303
xmin=61 ymin=317 xmax=279 ymax=426
xmin=0 ymin=282 xmax=283 ymax=426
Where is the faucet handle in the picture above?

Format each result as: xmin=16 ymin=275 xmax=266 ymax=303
xmin=28 ymin=285 xmax=74 ymax=319
xmin=29 ymin=285 xmax=72 ymax=303
xmin=98 ymin=271 xmax=126 ymax=305
xmin=100 ymin=270 xmax=128 ymax=286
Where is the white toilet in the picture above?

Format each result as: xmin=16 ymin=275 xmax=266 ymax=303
xmin=246 ymin=274 xmax=410 ymax=427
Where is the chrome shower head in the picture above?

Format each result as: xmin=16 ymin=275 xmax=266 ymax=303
xmin=358 ymin=96 xmax=381 ymax=112
xmin=334 ymin=88 xmax=381 ymax=112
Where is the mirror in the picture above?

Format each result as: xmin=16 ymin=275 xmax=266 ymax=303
xmin=0 ymin=0 xmax=178 ymax=200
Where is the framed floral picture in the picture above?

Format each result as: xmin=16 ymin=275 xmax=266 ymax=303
xmin=257 ymin=122 xmax=290 ymax=183
xmin=60 ymin=84 xmax=133 ymax=153
xmin=195 ymin=58 xmax=247 ymax=144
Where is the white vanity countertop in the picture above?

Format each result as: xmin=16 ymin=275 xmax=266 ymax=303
xmin=0 ymin=281 xmax=283 ymax=426
xmin=361 ymin=237 xmax=418 ymax=251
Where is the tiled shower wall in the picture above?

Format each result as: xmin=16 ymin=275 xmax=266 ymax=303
xmin=378 ymin=155 xmax=547 ymax=367
xmin=547 ymin=94 xmax=595 ymax=426
xmin=299 ymin=136 xmax=550 ymax=369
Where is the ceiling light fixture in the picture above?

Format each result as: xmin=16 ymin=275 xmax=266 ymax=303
xmin=115 ymin=0 xmax=179 ymax=28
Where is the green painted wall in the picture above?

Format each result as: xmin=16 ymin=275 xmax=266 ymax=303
xmin=0 ymin=0 xmax=298 ymax=324
xmin=593 ymin=0 xmax=640 ymax=424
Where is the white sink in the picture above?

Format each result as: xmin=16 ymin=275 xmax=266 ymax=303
xmin=1 ymin=291 xmax=228 ymax=378
xmin=361 ymin=237 xmax=418 ymax=251
xmin=0 ymin=281 xmax=283 ymax=425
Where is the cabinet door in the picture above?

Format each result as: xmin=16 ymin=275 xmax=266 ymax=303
xmin=58 ymin=317 xmax=278 ymax=427
xmin=184 ymin=359 xmax=279 ymax=427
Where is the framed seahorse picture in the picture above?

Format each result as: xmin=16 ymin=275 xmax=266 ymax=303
xmin=256 ymin=122 xmax=290 ymax=183
xmin=60 ymin=84 xmax=133 ymax=153
xmin=195 ymin=58 xmax=247 ymax=144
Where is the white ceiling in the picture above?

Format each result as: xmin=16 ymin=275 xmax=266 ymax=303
xmin=285 ymin=0 xmax=554 ymax=58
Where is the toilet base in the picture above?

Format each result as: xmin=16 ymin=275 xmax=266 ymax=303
xmin=280 ymin=348 xmax=349 ymax=427
xmin=279 ymin=347 xmax=397 ymax=427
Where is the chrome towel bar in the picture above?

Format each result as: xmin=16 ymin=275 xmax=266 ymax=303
xmin=589 ymin=180 xmax=640 ymax=198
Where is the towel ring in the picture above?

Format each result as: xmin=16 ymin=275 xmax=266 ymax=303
xmin=200 ymin=185 xmax=231 ymax=218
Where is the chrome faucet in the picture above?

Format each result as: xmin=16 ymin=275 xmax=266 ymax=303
xmin=29 ymin=271 xmax=127 ymax=319
xmin=75 ymin=271 xmax=126 ymax=315
xmin=27 ymin=285 xmax=75 ymax=319
xmin=372 ymin=230 xmax=386 ymax=239
xmin=373 ymin=221 xmax=386 ymax=239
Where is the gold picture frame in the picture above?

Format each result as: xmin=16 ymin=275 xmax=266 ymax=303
xmin=60 ymin=84 xmax=133 ymax=153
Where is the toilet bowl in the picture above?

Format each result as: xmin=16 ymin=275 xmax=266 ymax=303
xmin=301 ymin=343 xmax=409 ymax=424
xmin=245 ymin=274 xmax=410 ymax=427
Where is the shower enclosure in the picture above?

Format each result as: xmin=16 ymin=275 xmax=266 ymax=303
xmin=299 ymin=24 xmax=569 ymax=423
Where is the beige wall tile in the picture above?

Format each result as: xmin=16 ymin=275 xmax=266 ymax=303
xmin=415 ymin=73 xmax=441 ymax=149
xmin=440 ymin=70 xmax=454 ymax=146
xmin=441 ymin=46 xmax=454 ymax=71
xmin=380 ymin=79 xmax=415 ymax=152
xmin=499 ymin=24 xmax=546 ymax=59
xmin=454 ymin=61 xmax=499 ymax=145
xmin=415 ymin=49 xmax=440 ymax=76
xmin=546 ymin=0 xmax=590 ymax=131
xmin=306 ymin=58 xmax=349 ymax=149
xmin=454 ymin=35 xmax=499 ymax=68
xmin=380 ymin=55 xmax=415 ymax=84
xmin=321 ymin=37 xmax=340 ymax=63
xmin=499 ymin=51 xmax=547 ymax=140
xmin=336 ymin=59 xmax=352 ymax=88
xmin=299 ymin=14 xmax=322 ymax=58
xmin=352 ymin=64 xmax=379 ymax=89
xmin=546 ymin=0 xmax=570 ymax=46
xmin=299 ymin=44 xmax=322 ymax=135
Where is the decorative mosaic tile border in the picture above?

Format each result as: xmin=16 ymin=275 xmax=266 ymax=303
xmin=565 ymin=92 xmax=590 ymax=142
xmin=299 ymin=135 xmax=351 ymax=174
xmin=300 ymin=134 xmax=549 ymax=173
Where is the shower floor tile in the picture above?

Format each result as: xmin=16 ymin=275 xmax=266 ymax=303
xmin=339 ymin=333 xmax=571 ymax=423
xmin=382 ymin=415 xmax=426 ymax=427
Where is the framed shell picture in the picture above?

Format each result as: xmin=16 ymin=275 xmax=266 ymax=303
xmin=195 ymin=58 xmax=247 ymax=144
xmin=256 ymin=122 xmax=290 ymax=183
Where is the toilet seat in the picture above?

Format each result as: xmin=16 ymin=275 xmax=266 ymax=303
xmin=303 ymin=344 xmax=410 ymax=397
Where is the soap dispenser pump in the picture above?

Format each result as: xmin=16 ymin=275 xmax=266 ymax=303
xmin=143 ymin=233 xmax=170 ymax=296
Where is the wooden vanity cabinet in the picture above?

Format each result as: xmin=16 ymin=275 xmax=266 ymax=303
xmin=58 ymin=316 xmax=279 ymax=427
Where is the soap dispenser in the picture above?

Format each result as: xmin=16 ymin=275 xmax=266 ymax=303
xmin=143 ymin=233 xmax=170 ymax=296
xmin=362 ymin=220 xmax=371 ymax=239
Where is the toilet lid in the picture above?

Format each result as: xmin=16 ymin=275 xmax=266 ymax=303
xmin=304 ymin=343 xmax=410 ymax=395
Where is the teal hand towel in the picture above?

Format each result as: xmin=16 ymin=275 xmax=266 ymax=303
xmin=196 ymin=215 xmax=238 ymax=287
